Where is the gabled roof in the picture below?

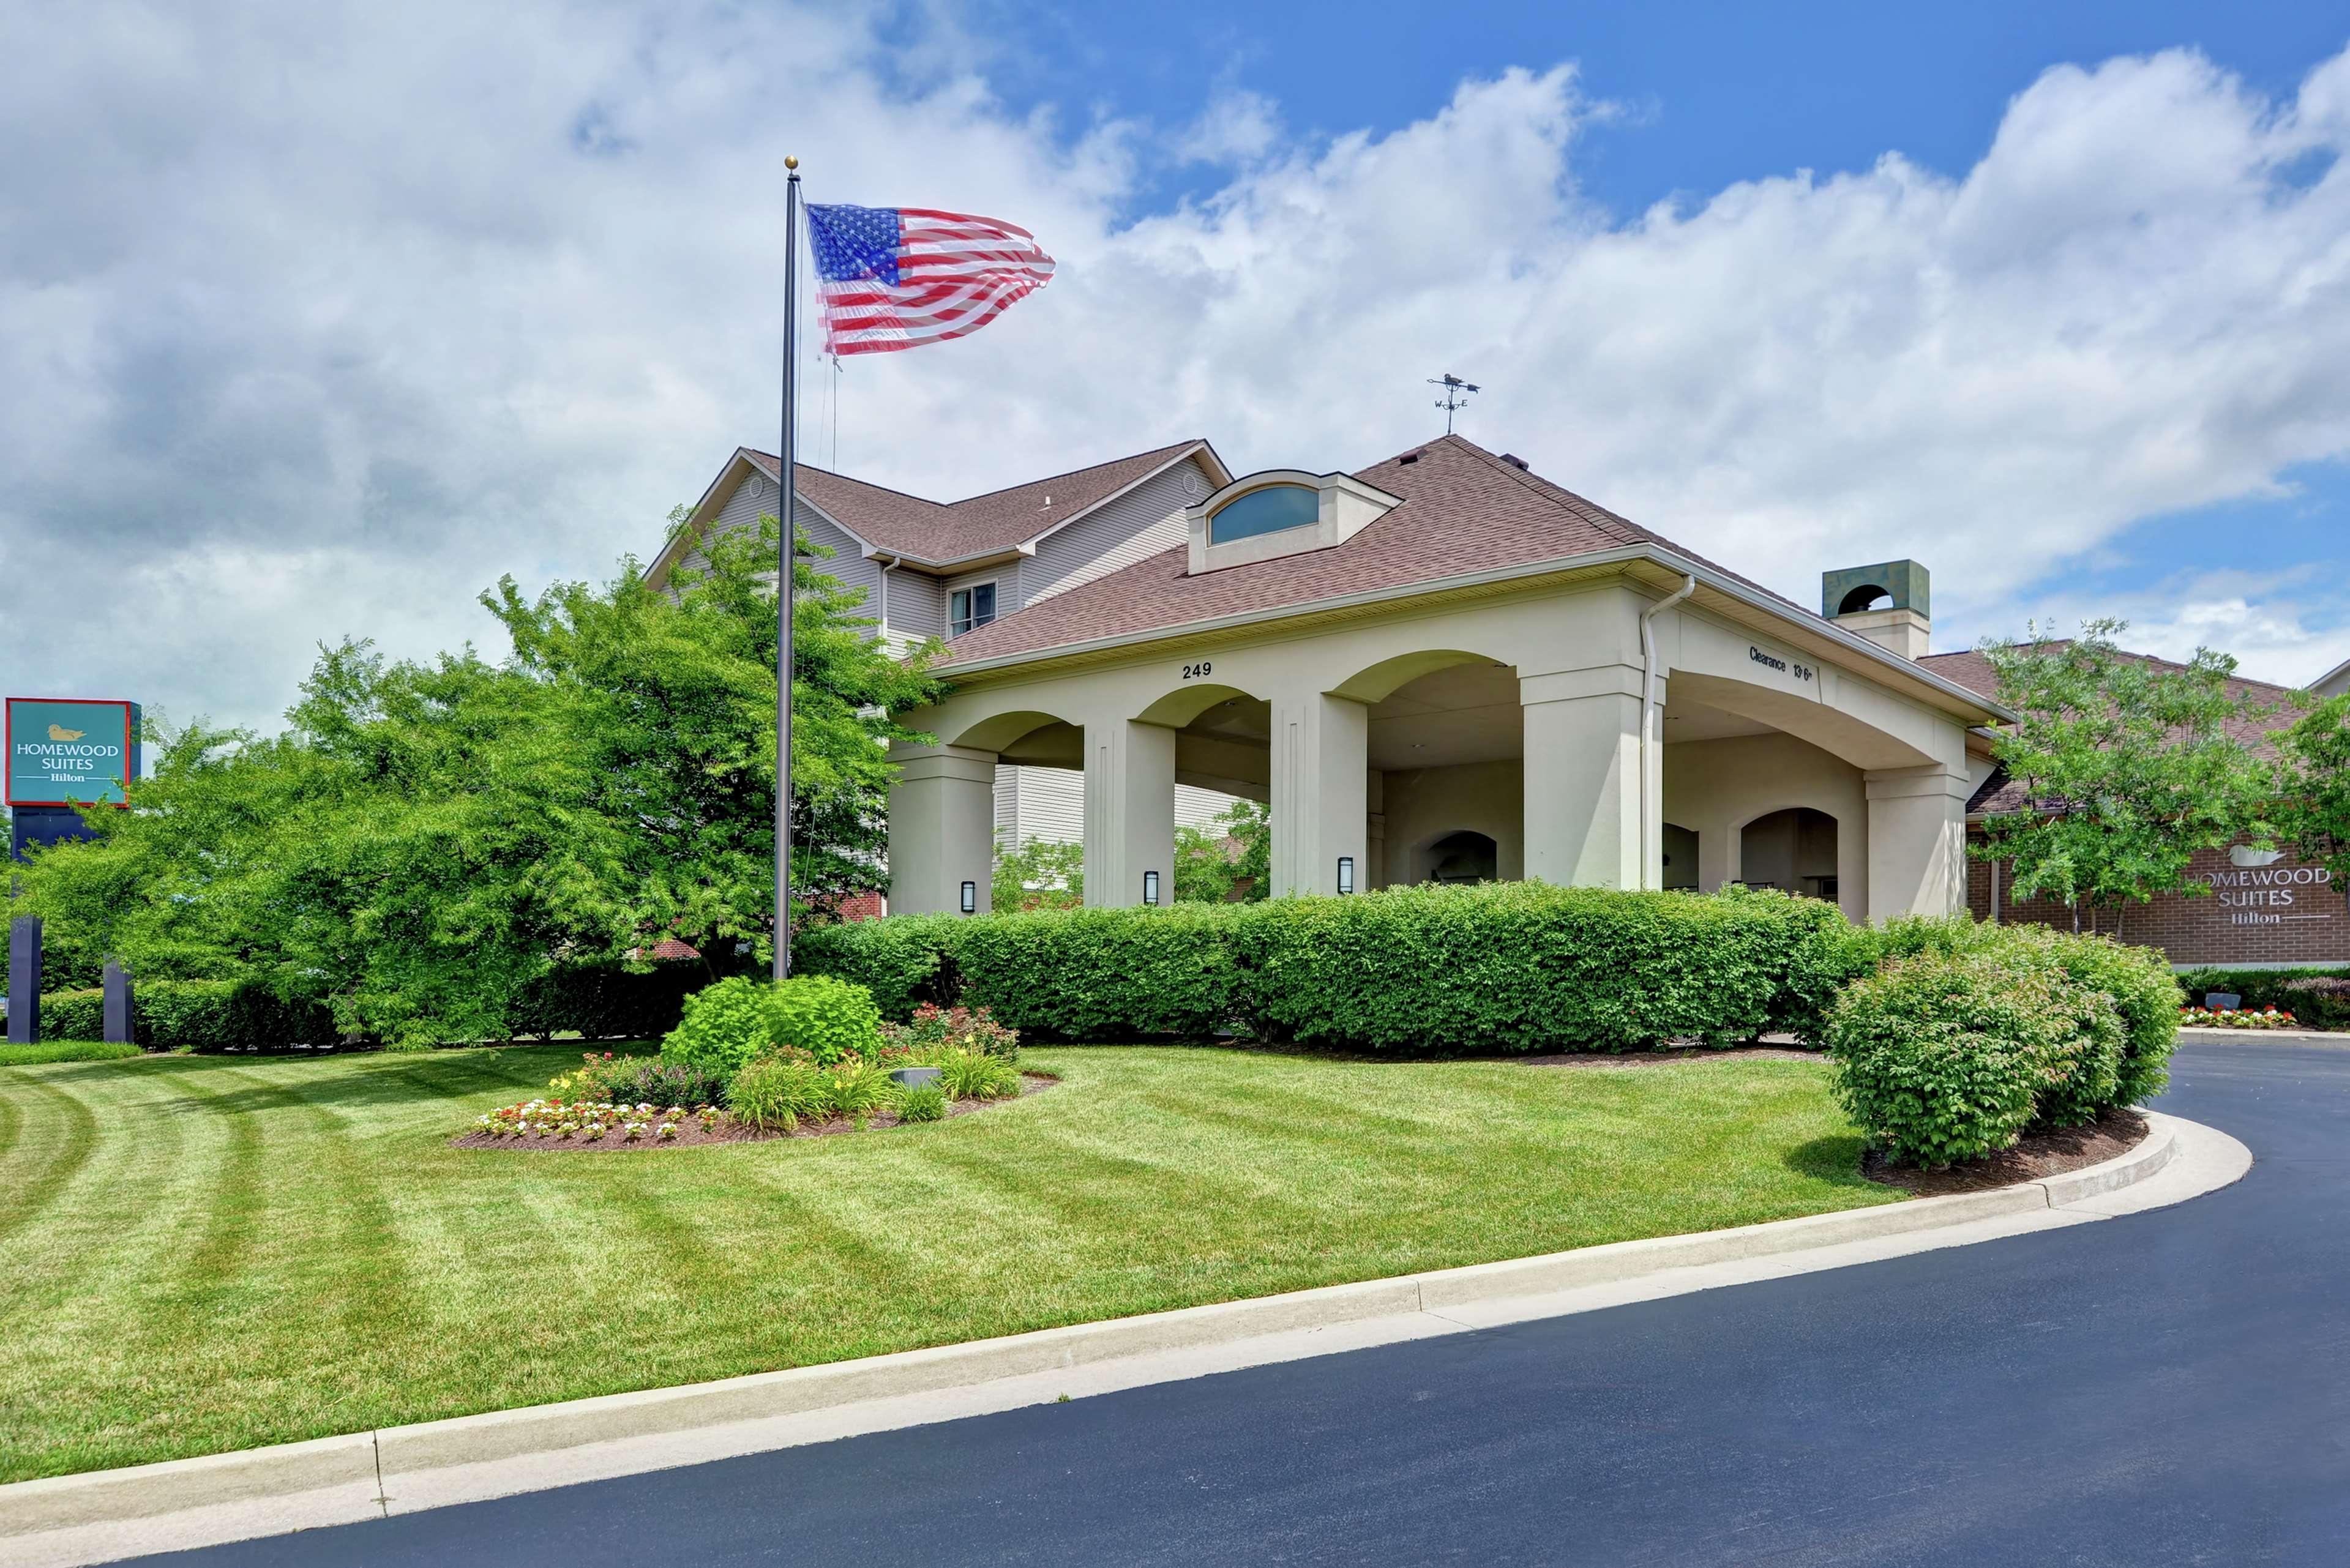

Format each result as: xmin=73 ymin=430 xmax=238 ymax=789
xmin=744 ymin=438 xmax=1219 ymax=566
xmin=941 ymin=436 xmax=1782 ymax=665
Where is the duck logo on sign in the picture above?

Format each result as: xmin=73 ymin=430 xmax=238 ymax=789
xmin=5 ymin=698 xmax=141 ymax=808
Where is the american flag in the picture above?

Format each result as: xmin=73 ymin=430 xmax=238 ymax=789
xmin=805 ymin=203 xmax=1056 ymax=356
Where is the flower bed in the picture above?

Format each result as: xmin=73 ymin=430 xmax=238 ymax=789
xmin=453 ymin=1075 xmax=1053 ymax=1151
xmin=2178 ymin=1004 xmax=2300 ymax=1029
xmin=455 ymin=982 xmax=1044 ymax=1152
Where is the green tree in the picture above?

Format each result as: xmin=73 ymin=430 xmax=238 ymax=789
xmin=485 ymin=509 xmax=944 ymax=963
xmin=2275 ymin=692 xmax=2350 ymax=902
xmin=11 ymin=508 xmax=944 ymax=1043
xmin=1975 ymin=621 xmax=2275 ymax=933
xmin=1173 ymin=799 xmax=1270 ymax=903
xmin=14 ymin=649 xmax=640 ymax=1045
xmin=992 ymin=830 xmax=1083 ymax=911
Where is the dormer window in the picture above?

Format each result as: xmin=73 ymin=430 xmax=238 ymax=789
xmin=1185 ymin=469 xmax=1404 ymax=575
xmin=1208 ymin=484 xmax=1318 ymax=545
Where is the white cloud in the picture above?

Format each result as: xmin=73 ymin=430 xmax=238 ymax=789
xmin=3 ymin=6 xmax=2348 ymax=734
xmin=1986 ymin=567 xmax=2350 ymax=690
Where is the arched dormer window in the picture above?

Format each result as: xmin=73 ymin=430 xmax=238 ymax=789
xmin=1208 ymin=484 xmax=1318 ymax=545
xmin=1186 ymin=468 xmax=1402 ymax=575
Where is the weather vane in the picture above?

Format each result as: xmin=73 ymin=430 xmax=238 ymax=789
xmin=1429 ymin=372 xmax=1480 ymax=435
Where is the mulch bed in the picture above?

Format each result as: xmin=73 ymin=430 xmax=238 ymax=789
xmin=1862 ymin=1107 xmax=2148 ymax=1195
xmin=452 ymin=1073 xmax=1057 ymax=1152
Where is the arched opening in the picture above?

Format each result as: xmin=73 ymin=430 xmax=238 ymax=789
xmin=1367 ymin=657 xmax=1523 ymax=890
xmin=1424 ymin=830 xmax=1499 ymax=884
xmin=1332 ymin=648 xmax=1513 ymax=705
xmin=1661 ymin=823 xmax=1700 ymax=890
xmin=1169 ymin=691 xmax=1273 ymax=804
xmin=1739 ymin=807 xmax=1839 ymax=901
xmin=1837 ymin=583 xmax=1893 ymax=615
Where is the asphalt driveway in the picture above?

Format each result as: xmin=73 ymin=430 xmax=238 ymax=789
xmin=135 ymin=1042 xmax=2350 ymax=1566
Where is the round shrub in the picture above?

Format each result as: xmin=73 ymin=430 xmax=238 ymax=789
xmin=1826 ymin=950 xmax=2073 ymax=1168
xmin=2030 ymin=931 xmax=2176 ymax=1110
xmin=662 ymin=977 xmax=776 ymax=1075
xmin=1854 ymin=916 xmax=2170 ymax=1118
xmin=770 ymin=975 xmax=885 ymax=1065
xmin=664 ymin=974 xmax=885 ymax=1075
xmin=728 ymin=1055 xmax=829 ymax=1131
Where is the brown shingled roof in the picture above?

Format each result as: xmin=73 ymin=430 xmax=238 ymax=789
xmin=940 ymin=435 xmax=1816 ymax=666
xmin=745 ymin=438 xmax=1209 ymax=564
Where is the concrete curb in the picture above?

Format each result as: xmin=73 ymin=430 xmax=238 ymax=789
xmin=0 ymin=1110 xmax=2243 ymax=1568
xmin=2177 ymin=1026 xmax=2348 ymax=1045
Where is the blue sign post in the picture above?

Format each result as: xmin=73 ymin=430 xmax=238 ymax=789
xmin=7 ymin=697 xmax=141 ymax=864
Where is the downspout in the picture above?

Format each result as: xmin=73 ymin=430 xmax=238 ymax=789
xmin=1639 ymin=575 xmax=1699 ymax=890
xmin=878 ymin=556 xmax=897 ymax=646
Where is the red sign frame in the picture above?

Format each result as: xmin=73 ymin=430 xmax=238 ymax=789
xmin=4 ymin=697 xmax=140 ymax=808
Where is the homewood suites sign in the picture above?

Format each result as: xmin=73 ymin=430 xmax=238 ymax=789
xmin=2206 ymin=844 xmax=2337 ymax=927
xmin=5 ymin=698 xmax=141 ymax=808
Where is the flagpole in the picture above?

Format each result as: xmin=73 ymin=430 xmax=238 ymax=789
xmin=774 ymin=155 xmax=801 ymax=982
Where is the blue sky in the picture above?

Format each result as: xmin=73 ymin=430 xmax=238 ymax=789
xmin=3 ymin=0 xmax=2348 ymax=734
xmin=955 ymin=0 xmax=2350 ymax=681
xmin=974 ymin=2 xmax=2346 ymax=218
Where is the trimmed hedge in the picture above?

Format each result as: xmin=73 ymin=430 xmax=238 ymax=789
xmin=2175 ymin=966 xmax=2350 ymax=1031
xmin=796 ymin=883 xmax=1868 ymax=1051
xmin=32 ymin=980 xmax=340 ymax=1050
xmin=1826 ymin=920 xmax=2180 ymax=1165
xmin=26 ymin=960 xmax=706 ymax=1051
xmin=511 ymin=960 xmax=708 ymax=1042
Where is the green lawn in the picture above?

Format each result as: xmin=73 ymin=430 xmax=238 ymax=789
xmin=0 ymin=1043 xmax=1894 ymax=1483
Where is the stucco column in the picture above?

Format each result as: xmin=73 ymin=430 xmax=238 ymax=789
xmin=886 ymin=744 xmax=997 ymax=916
xmin=1521 ymin=665 xmax=1646 ymax=889
xmin=1083 ymin=719 xmax=1176 ymax=908
xmin=1864 ymin=765 xmax=1971 ymax=919
xmin=1270 ymin=692 xmax=1368 ymax=897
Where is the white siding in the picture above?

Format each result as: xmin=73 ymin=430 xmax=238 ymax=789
xmin=1023 ymin=458 xmax=1210 ymax=605
xmin=997 ymin=766 xmax=1243 ymax=850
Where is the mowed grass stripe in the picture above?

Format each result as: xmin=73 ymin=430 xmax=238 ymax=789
xmin=0 ymin=1073 xmax=100 ymax=1244
xmin=1 ymin=1043 xmax=1890 ymax=1483
xmin=0 ymin=1058 xmax=240 ymax=1480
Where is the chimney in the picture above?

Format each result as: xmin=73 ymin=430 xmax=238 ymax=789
xmin=1822 ymin=560 xmax=1930 ymax=659
xmin=1497 ymin=452 xmax=1530 ymax=471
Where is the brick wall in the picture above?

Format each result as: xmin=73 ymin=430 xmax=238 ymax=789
xmin=1966 ymin=835 xmax=2350 ymax=966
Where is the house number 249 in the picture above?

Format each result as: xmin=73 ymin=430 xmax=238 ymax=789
xmin=1181 ymin=660 xmax=1214 ymax=680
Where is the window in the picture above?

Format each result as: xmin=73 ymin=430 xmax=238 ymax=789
xmin=1207 ymin=485 xmax=1317 ymax=545
xmin=950 ymin=581 xmax=997 ymax=637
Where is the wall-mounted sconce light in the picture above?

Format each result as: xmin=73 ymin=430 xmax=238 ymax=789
xmin=959 ymin=880 xmax=977 ymax=915
xmin=1143 ymin=870 xmax=1161 ymax=906
xmin=1336 ymin=856 xmax=1356 ymax=895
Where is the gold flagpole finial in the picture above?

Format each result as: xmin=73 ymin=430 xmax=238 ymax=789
xmin=784 ymin=155 xmax=799 ymax=171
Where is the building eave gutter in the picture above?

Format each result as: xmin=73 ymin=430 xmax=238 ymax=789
xmin=940 ymin=543 xmax=2016 ymax=725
